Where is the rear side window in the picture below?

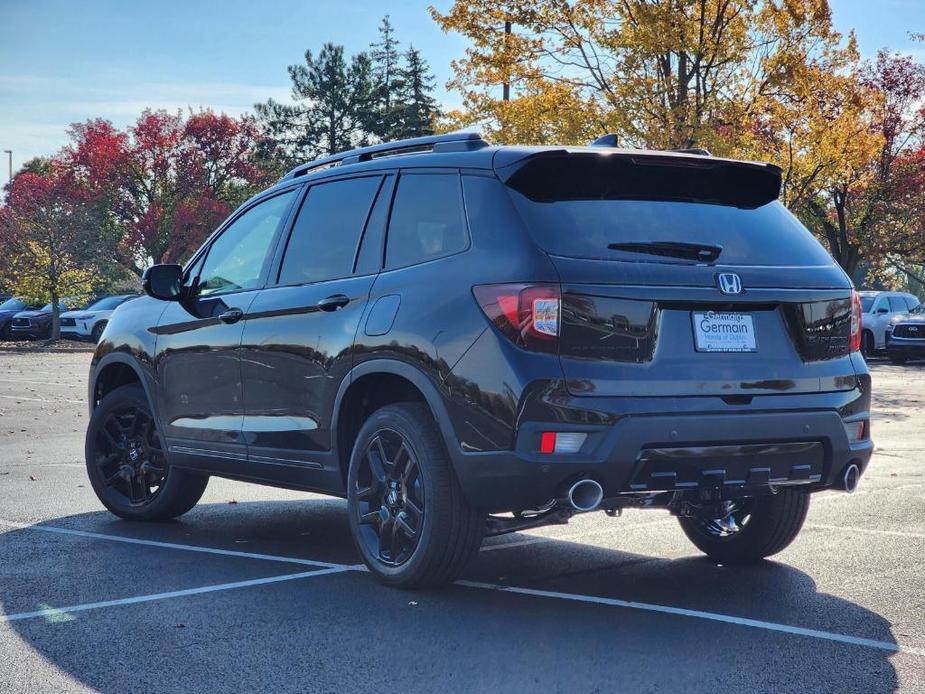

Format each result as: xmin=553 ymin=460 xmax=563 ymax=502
xmin=385 ymin=174 xmax=467 ymax=269
xmin=279 ymin=176 xmax=382 ymax=286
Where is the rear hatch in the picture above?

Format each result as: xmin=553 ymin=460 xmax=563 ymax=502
xmin=498 ymin=149 xmax=857 ymax=397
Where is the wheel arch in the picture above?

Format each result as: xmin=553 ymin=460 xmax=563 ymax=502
xmin=333 ymin=360 xmax=460 ymax=484
xmin=89 ymin=354 xmax=155 ymax=417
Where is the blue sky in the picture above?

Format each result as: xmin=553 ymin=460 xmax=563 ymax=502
xmin=1 ymin=0 xmax=923 ymax=184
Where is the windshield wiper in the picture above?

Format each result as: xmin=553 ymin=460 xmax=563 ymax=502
xmin=607 ymin=241 xmax=722 ymax=263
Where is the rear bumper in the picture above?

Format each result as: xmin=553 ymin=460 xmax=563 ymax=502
xmin=451 ymin=390 xmax=872 ymax=512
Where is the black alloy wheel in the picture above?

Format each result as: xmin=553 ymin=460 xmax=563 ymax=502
xmin=354 ymin=429 xmax=425 ymax=566
xmin=346 ymin=402 xmax=483 ymax=588
xmin=93 ymin=404 xmax=167 ymax=507
xmin=85 ymin=384 xmax=208 ymax=520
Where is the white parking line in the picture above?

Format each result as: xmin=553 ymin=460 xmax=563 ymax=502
xmin=0 ymin=393 xmax=86 ymax=405
xmin=5 ymin=518 xmax=924 ymax=657
xmin=0 ymin=378 xmax=83 ymax=388
xmin=2 ymin=567 xmax=352 ymax=623
xmin=806 ymin=523 xmax=925 ymax=540
xmin=456 ymin=581 xmax=925 ymax=657
xmin=0 ymin=520 xmax=350 ymax=569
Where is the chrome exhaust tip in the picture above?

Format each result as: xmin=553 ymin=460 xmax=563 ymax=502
xmin=843 ymin=464 xmax=860 ymax=493
xmin=567 ymin=479 xmax=604 ymax=512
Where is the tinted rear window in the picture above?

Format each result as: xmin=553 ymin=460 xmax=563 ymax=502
xmin=508 ymin=193 xmax=834 ymax=267
xmin=385 ymin=174 xmax=467 ymax=269
xmin=861 ymin=297 xmax=875 ymax=312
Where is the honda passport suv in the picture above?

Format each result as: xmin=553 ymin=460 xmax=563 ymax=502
xmin=85 ymin=132 xmax=873 ymax=588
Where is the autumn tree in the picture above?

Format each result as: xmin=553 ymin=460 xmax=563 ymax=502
xmin=65 ymin=110 xmax=270 ymax=275
xmin=0 ymin=166 xmax=104 ymax=338
xmin=431 ymin=0 xmax=854 ymax=150
xmin=255 ymin=43 xmax=375 ymax=160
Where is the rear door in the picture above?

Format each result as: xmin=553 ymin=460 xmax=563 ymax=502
xmin=239 ymin=174 xmax=389 ymax=485
xmin=500 ymin=151 xmax=857 ymax=398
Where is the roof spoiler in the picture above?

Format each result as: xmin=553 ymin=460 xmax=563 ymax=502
xmin=499 ymin=149 xmax=783 ymax=209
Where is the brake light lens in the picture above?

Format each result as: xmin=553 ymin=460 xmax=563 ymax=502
xmin=850 ymin=290 xmax=862 ymax=352
xmin=473 ymin=283 xmax=560 ymax=353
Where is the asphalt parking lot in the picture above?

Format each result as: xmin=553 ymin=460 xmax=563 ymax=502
xmin=1 ymin=351 xmax=923 ymax=693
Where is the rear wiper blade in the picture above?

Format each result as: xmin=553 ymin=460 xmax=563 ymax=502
xmin=607 ymin=241 xmax=722 ymax=263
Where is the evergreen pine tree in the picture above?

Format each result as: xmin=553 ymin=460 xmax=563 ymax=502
xmin=395 ymin=45 xmax=439 ymax=139
xmin=255 ymin=43 xmax=374 ymax=160
xmin=369 ymin=15 xmax=403 ymax=140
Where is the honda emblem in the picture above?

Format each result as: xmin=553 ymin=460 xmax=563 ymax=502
xmin=717 ymin=273 xmax=743 ymax=295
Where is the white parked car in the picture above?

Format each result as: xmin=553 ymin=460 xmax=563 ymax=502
xmin=60 ymin=295 xmax=138 ymax=342
xmin=859 ymin=290 xmax=920 ymax=355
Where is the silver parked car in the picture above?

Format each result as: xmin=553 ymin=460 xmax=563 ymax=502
xmin=859 ymin=291 xmax=920 ymax=355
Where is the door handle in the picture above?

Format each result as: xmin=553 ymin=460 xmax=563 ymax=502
xmin=317 ymin=294 xmax=350 ymax=312
xmin=218 ymin=308 xmax=244 ymax=324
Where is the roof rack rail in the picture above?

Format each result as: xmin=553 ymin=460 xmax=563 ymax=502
xmin=669 ymin=147 xmax=712 ymax=156
xmin=279 ymin=131 xmax=489 ymax=182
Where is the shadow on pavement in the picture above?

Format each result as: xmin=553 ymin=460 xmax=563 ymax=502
xmin=0 ymin=500 xmax=902 ymax=693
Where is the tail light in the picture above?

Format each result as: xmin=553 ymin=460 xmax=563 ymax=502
xmin=473 ymin=283 xmax=560 ymax=353
xmin=849 ymin=290 xmax=862 ymax=352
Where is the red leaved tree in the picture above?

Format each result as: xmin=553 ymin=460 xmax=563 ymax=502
xmin=66 ymin=110 xmax=276 ymax=277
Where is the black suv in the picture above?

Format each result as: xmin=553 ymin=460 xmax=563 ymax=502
xmin=85 ymin=132 xmax=873 ymax=588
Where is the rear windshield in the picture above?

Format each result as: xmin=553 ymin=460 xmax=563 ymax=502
xmin=507 ymin=193 xmax=834 ymax=267
xmin=502 ymin=152 xmax=833 ymax=267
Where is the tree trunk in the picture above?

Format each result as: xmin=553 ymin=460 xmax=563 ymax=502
xmin=50 ymin=289 xmax=60 ymax=341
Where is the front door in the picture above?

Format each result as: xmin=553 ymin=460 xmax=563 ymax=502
xmin=155 ymin=188 xmax=298 ymax=468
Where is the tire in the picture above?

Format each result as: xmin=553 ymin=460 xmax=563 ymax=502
xmin=90 ymin=320 xmax=107 ymax=343
xmin=861 ymin=331 xmax=875 ymax=358
xmin=85 ymin=384 xmax=208 ymax=521
xmin=678 ymin=489 xmax=810 ymax=564
xmin=346 ymin=402 xmax=483 ymax=588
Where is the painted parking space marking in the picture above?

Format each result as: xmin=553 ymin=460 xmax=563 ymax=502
xmin=0 ymin=520 xmax=351 ymax=569
xmin=806 ymin=523 xmax=925 ymax=540
xmin=456 ymin=581 xmax=925 ymax=657
xmin=4 ymin=518 xmax=923 ymax=657
xmin=0 ymin=377 xmax=84 ymax=388
xmin=2 ymin=567 xmax=352 ymax=623
xmin=0 ymin=393 xmax=86 ymax=405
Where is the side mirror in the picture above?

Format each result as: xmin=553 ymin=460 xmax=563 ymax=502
xmin=876 ymin=307 xmax=889 ymax=314
xmin=142 ymin=264 xmax=184 ymax=301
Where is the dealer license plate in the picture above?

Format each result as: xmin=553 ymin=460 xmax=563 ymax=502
xmin=692 ymin=312 xmax=757 ymax=352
